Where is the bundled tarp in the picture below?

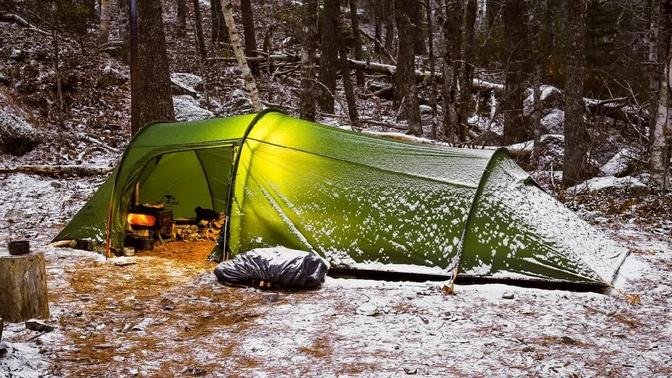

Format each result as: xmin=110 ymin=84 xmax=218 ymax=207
xmin=214 ymin=247 xmax=329 ymax=289
xmin=54 ymin=110 xmax=629 ymax=289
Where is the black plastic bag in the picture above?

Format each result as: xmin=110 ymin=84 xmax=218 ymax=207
xmin=214 ymin=247 xmax=329 ymax=289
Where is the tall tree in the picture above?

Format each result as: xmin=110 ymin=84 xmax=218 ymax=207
xmin=651 ymin=0 xmax=672 ymax=189
xmin=240 ymin=0 xmax=258 ymax=75
xmin=459 ymin=0 xmax=477 ymax=141
xmin=211 ymin=0 xmax=229 ymax=47
xmin=221 ymin=0 xmax=262 ymax=111
xmin=384 ymin=1 xmax=395 ymax=53
xmin=132 ymin=0 xmax=175 ymax=134
xmin=98 ymin=0 xmax=111 ymax=45
xmin=440 ymin=0 xmax=462 ymax=142
xmin=562 ymin=0 xmax=588 ymax=186
xmin=410 ymin=0 xmax=426 ymax=55
xmin=349 ymin=0 xmax=364 ymax=86
xmin=176 ymin=0 xmax=186 ymax=37
xmin=502 ymin=0 xmax=531 ymax=144
xmin=394 ymin=0 xmax=422 ymax=136
xmin=317 ymin=0 xmax=340 ymax=113
xmin=299 ymin=0 xmax=319 ymax=121
xmin=191 ymin=0 xmax=206 ymax=59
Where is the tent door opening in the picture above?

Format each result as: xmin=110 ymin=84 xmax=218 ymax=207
xmin=124 ymin=145 xmax=235 ymax=252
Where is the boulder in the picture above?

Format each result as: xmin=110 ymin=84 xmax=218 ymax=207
xmin=567 ymin=176 xmax=648 ymax=195
xmin=599 ymin=148 xmax=639 ymax=177
xmin=532 ymin=134 xmax=564 ymax=170
xmin=171 ymin=73 xmax=204 ymax=98
xmin=0 ymin=106 xmax=41 ymax=156
xmin=540 ymin=108 xmax=564 ymax=134
xmin=173 ymin=95 xmax=214 ymax=122
xmin=98 ymin=63 xmax=128 ymax=87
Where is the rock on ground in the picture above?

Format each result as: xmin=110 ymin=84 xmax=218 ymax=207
xmin=599 ymin=148 xmax=640 ymax=177
xmin=171 ymin=73 xmax=204 ymax=98
xmin=0 ymin=96 xmax=41 ymax=156
xmin=567 ymin=176 xmax=648 ymax=195
xmin=172 ymin=95 xmax=214 ymax=122
xmin=532 ymin=134 xmax=564 ymax=170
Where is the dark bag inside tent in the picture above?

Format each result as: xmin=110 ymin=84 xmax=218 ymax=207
xmin=214 ymin=247 xmax=329 ymax=289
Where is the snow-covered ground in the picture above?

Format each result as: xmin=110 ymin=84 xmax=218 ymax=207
xmin=0 ymin=172 xmax=671 ymax=377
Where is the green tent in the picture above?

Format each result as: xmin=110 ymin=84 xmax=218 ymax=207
xmin=54 ymin=110 xmax=628 ymax=288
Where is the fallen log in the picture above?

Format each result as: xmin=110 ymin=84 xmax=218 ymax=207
xmin=0 ymin=12 xmax=50 ymax=35
xmin=0 ymin=165 xmax=113 ymax=176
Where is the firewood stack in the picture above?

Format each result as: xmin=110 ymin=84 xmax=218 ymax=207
xmin=173 ymin=214 xmax=225 ymax=242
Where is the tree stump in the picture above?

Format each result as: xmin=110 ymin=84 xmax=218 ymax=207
xmin=0 ymin=248 xmax=50 ymax=322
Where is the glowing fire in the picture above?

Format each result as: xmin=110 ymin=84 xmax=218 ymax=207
xmin=127 ymin=213 xmax=156 ymax=227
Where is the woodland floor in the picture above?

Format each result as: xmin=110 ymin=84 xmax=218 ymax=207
xmin=0 ymin=173 xmax=671 ymax=377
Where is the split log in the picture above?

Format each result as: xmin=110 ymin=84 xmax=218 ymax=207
xmin=0 ymin=165 xmax=113 ymax=177
xmin=0 ymin=249 xmax=50 ymax=322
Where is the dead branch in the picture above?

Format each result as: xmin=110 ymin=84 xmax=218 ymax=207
xmin=0 ymin=12 xmax=50 ymax=35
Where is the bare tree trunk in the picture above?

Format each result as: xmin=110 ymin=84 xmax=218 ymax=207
xmin=317 ymin=0 xmax=340 ymax=113
xmin=459 ymin=0 xmax=477 ymax=141
xmin=117 ymin=0 xmax=130 ymax=59
xmin=221 ymin=0 xmax=262 ymax=111
xmin=502 ymin=0 xmax=530 ymax=145
xmin=410 ymin=0 xmax=426 ymax=55
xmin=426 ymin=0 xmax=438 ymax=138
xmin=531 ymin=0 xmax=544 ymax=168
xmin=240 ymin=0 xmax=258 ymax=75
xmin=384 ymin=1 xmax=395 ymax=54
xmin=99 ymin=0 xmax=111 ymax=45
xmin=562 ymin=0 xmax=588 ymax=187
xmin=349 ymin=0 xmax=365 ymax=86
xmin=191 ymin=0 xmax=207 ymax=59
xmin=339 ymin=42 xmax=360 ymax=128
xmin=176 ymin=0 xmax=187 ymax=37
xmin=211 ymin=0 xmax=229 ymax=47
xmin=394 ymin=0 xmax=422 ymax=136
xmin=651 ymin=32 xmax=672 ymax=191
xmin=440 ymin=0 xmax=462 ymax=142
xmin=51 ymin=27 xmax=63 ymax=116
xmin=133 ymin=0 xmax=175 ymax=134
xmin=300 ymin=0 xmax=319 ymax=121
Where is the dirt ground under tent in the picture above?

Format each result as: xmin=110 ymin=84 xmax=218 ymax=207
xmin=0 ymin=172 xmax=671 ymax=377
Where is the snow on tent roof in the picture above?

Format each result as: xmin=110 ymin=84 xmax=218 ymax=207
xmin=54 ymin=110 xmax=628 ymax=288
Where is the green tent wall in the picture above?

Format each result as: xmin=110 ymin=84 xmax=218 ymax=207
xmin=54 ymin=110 xmax=628 ymax=287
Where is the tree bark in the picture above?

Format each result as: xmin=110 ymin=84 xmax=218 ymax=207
xmin=502 ymin=0 xmax=530 ymax=145
xmin=191 ymin=0 xmax=207 ymax=59
xmin=221 ymin=0 xmax=262 ymax=111
xmin=99 ymin=0 xmax=111 ymax=45
xmin=562 ymin=0 xmax=588 ymax=187
xmin=299 ymin=0 xmax=319 ymax=121
xmin=339 ymin=38 xmax=360 ymax=127
xmin=349 ymin=0 xmax=365 ymax=86
xmin=531 ymin=0 xmax=545 ymax=168
xmin=459 ymin=0 xmax=477 ymax=141
xmin=0 ymin=251 xmax=49 ymax=323
xmin=652 ymin=32 xmax=672 ymax=189
xmin=426 ymin=0 xmax=438 ymax=138
xmin=394 ymin=0 xmax=422 ymax=136
xmin=211 ymin=0 xmax=229 ymax=46
xmin=132 ymin=0 xmax=175 ymax=134
xmin=317 ymin=0 xmax=341 ymax=113
xmin=440 ymin=0 xmax=462 ymax=142
xmin=384 ymin=1 xmax=395 ymax=54
xmin=240 ymin=0 xmax=258 ymax=75
xmin=176 ymin=0 xmax=187 ymax=37
xmin=410 ymin=0 xmax=426 ymax=55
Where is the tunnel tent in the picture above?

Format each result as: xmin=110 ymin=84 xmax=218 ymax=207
xmin=54 ymin=110 xmax=629 ymax=289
